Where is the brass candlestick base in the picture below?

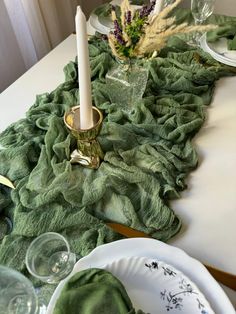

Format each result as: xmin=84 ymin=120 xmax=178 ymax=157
xmin=64 ymin=106 xmax=104 ymax=169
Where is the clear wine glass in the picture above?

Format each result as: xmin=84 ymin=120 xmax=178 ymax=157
xmin=25 ymin=232 xmax=76 ymax=284
xmin=0 ymin=265 xmax=39 ymax=314
xmin=191 ymin=0 xmax=215 ymax=45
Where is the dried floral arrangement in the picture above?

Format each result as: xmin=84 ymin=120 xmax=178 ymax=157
xmin=108 ymin=0 xmax=216 ymax=60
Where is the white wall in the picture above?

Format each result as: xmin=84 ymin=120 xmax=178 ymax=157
xmin=0 ymin=0 xmax=82 ymax=93
xmin=0 ymin=0 xmax=26 ymax=92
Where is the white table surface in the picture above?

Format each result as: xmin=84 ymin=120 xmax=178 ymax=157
xmin=0 ymin=33 xmax=236 ymax=309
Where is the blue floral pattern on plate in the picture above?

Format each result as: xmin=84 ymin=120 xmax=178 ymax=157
xmin=103 ymin=256 xmax=215 ymax=314
xmin=145 ymin=260 xmax=210 ymax=313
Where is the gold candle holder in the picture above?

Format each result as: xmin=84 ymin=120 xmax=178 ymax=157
xmin=64 ymin=106 xmax=104 ymax=169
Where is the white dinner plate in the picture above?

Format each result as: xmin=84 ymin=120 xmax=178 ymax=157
xmin=46 ymin=238 xmax=235 ymax=314
xmin=200 ymin=33 xmax=236 ymax=67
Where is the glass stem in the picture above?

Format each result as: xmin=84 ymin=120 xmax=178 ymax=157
xmin=194 ymin=19 xmax=204 ymax=46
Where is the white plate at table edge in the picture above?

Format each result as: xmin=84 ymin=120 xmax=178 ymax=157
xmin=46 ymin=238 xmax=234 ymax=314
xmin=200 ymin=33 xmax=236 ymax=67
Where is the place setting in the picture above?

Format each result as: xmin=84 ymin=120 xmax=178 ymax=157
xmin=1 ymin=0 xmax=236 ymax=313
xmin=44 ymin=236 xmax=234 ymax=314
xmin=2 ymin=230 xmax=230 ymax=314
xmin=200 ymin=29 xmax=236 ymax=67
xmin=190 ymin=0 xmax=236 ymax=67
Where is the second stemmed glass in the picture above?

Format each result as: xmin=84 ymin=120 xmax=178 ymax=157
xmin=0 ymin=265 xmax=39 ymax=314
xmin=25 ymin=232 xmax=76 ymax=284
xmin=191 ymin=0 xmax=215 ymax=45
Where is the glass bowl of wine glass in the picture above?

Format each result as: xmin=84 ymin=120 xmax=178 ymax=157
xmin=25 ymin=232 xmax=76 ymax=284
xmin=0 ymin=265 xmax=39 ymax=314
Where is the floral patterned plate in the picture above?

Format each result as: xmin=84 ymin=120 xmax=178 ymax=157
xmin=102 ymin=256 xmax=214 ymax=314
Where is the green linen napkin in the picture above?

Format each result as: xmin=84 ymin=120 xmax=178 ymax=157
xmin=53 ymin=268 xmax=146 ymax=314
xmin=207 ymin=24 xmax=236 ymax=50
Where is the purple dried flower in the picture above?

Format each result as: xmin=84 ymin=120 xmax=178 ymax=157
xmin=116 ymin=34 xmax=126 ymax=45
xmin=139 ymin=5 xmax=148 ymax=18
xmin=112 ymin=19 xmax=126 ymax=46
xmin=114 ymin=19 xmax=122 ymax=33
xmin=139 ymin=1 xmax=156 ymax=18
xmin=149 ymin=1 xmax=156 ymax=12
xmin=126 ymin=10 xmax=132 ymax=24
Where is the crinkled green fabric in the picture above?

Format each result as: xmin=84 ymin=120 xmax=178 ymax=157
xmin=53 ymin=268 xmax=147 ymax=314
xmin=0 ymin=17 xmax=235 ymax=299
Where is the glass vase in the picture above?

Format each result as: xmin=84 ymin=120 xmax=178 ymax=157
xmin=105 ymin=59 xmax=149 ymax=113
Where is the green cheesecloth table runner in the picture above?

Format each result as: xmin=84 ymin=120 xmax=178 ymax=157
xmin=0 ymin=9 xmax=236 ymax=302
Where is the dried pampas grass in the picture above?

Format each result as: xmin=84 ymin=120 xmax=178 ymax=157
xmin=108 ymin=0 xmax=217 ymax=59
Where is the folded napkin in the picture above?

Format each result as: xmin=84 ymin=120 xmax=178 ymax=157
xmin=53 ymin=268 xmax=147 ymax=314
xmin=207 ymin=24 xmax=236 ymax=50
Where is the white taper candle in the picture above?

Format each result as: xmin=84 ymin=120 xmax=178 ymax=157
xmin=75 ymin=6 xmax=93 ymax=130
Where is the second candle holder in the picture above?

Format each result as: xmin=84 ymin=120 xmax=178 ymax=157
xmin=64 ymin=106 xmax=104 ymax=169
